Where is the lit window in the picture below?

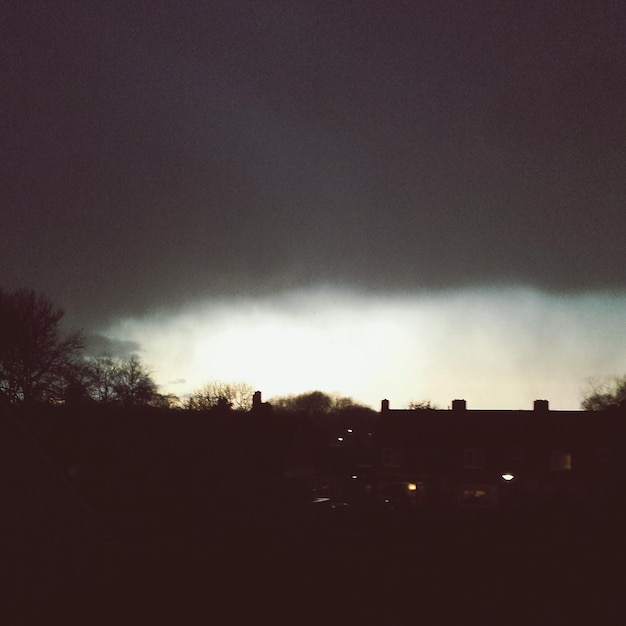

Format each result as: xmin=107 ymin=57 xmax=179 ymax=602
xmin=409 ymin=482 xmax=426 ymax=496
xmin=550 ymin=451 xmax=572 ymax=471
xmin=464 ymin=448 xmax=486 ymax=469
xmin=460 ymin=485 xmax=494 ymax=506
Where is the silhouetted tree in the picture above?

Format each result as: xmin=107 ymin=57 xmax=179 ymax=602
xmin=57 ymin=358 xmax=95 ymax=405
xmin=407 ymin=400 xmax=438 ymax=410
xmin=149 ymin=392 xmax=182 ymax=409
xmin=84 ymin=354 xmax=121 ymax=404
xmin=0 ymin=288 xmax=83 ymax=403
xmin=270 ymin=390 xmax=366 ymax=413
xmin=81 ymin=354 xmax=158 ymax=406
xmin=582 ymin=376 xmax=626 ymax=410
xmin=187 ymin=381 xmax=254 ymax=411
xmin=113 ymin=355 xmax=158 ymax=406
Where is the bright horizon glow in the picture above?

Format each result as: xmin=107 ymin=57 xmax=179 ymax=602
xmin=102 ymin=287 xmax=626 ymax=410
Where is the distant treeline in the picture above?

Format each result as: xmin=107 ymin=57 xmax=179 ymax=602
xmin=0 ymin=287 xmax=373 ymax=412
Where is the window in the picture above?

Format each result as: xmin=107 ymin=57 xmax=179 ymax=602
xmin=550 ymin=450 xmax=572 ymax=471
xmin=460 ymin=485 xmax=495 ymax=507
xmin=464 ymin=448 xmax=486 ymax=469
xmin=382 ymin=447 xmax=403 ymax=468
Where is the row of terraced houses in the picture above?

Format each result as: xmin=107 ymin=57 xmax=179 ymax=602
xmin=372 ymin=398 xmax=626 ymax=514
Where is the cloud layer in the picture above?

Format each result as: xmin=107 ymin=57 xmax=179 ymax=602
xmin=2 ymin=1 xmax=625 ymax=333
xmin=103 ymin=287 xmax=626 ymax=410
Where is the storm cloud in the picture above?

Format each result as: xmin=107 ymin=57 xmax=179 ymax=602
xmin=2 ymin=1 xmax=625 ymax=406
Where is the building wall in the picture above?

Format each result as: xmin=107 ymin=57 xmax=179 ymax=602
xmin=373 ymin=400 xmax=626 ymax=513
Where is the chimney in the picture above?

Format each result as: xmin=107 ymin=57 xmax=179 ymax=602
xmin=381 ymin=399 xmax=390 ymax=412
xmin=252 ymin=390 xmax=263 ymax=410
xmin=533 ymin=399 xmax=549 ymax=412
xmin=452 ymin=399 xmax=467 ymax=412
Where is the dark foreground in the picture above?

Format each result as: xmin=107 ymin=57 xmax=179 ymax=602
xmin=8 ymin=506 xmax=626 ymax=626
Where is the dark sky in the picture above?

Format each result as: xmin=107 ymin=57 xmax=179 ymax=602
xmin=2 ymin=0 xmax=625 ymax=330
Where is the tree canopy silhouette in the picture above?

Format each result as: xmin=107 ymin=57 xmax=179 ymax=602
xmin=0 ymin=288 xmax=83 ymax=403
xmin=269 ymin=390 xmax=367 ymax=414
xmin=407 ymin=400 xmax=438 ymax=410
xmin=186 ymin=381 xmax=255 ymax=411
xmin=581 ymin=376 xmax=626 ymax=411
xmin=82 ymin=354 xmax=158 ymax=406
